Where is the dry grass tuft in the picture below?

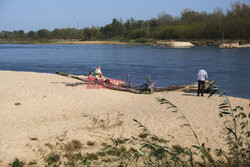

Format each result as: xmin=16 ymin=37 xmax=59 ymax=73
xmin=64 ymin=139 xmax=82 ymax=152
xmin=44 ymin=143 xmax=53 ymax=149
xmin=138 ymin=132 xmax=149 ymax=139
xmin=86 ymin=141 xmax=95 ymax=146
xmin=28 ymin=160 xmax=37 ymax=166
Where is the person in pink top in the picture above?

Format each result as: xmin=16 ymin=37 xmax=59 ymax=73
xmin=88 ymin=72 xmax=93 ymax=81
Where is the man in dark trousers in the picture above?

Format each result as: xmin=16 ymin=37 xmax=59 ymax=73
xmin=197 ymin=68 xmax=208 ymax=96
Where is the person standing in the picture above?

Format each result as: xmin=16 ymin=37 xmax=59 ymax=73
xmin=197 ymin=68 xmax=208 ymax=96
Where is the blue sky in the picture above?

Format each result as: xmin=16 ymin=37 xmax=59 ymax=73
xmin=0 ymin=0 xmax=249 ymax=32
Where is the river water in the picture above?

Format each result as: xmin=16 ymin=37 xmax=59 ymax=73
xmin=0 ymin=44 xmax=249 ymax=99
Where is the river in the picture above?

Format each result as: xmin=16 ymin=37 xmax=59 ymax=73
xmin=0 ymin=44 xmax=249 ymax=99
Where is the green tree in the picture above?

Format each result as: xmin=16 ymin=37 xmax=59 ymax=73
xmin=27 ymin=31 xmax=35 ymax=39
xmin=37 ymin=29 xmax=50 ymax=39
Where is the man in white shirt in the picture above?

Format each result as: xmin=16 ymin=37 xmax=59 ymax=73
xmin=197 ymin=68 xmax=208 ymax=96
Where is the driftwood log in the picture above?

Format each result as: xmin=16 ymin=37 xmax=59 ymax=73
xmin=155 ymin=80 xmax=215 ymax=93
xmin=56 ymin=71 xmax=86 ymax=82
xmin=56 ymin=71 xmax=215 ymax=94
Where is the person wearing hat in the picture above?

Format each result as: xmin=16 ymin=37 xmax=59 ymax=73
xmin=197 ymin=67 xmax=208 ymax=96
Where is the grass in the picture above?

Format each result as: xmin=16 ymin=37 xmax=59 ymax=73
xmin=44 ymin=143 xmax=53 ymax=149
xmin=45 ymin=153 xmax=61 ymax=166
xmin=156 ymin=97 xmax=214 ymax=166
xmin=208 ymin=84 xmax=250 ymax=166
xmin=28 ymin=161 xmax=37 ymax=166
xmin=64 ymin=139 xmax=82 ymax=152
xmin=86 ymin=141 xmax=95 ymax=146
xmin=102 ymin=158 xmax=112 ymax=162
xmin=101 ymin=142 xmax=107 ymax=147
xmin=29 ymin=137 xmax=38 ymax=141
xmin=9 ymin=159 xmax=25 ymax=167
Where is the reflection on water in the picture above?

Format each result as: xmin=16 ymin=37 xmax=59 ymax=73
xmin=0 ymin=44 xmax=249 ymax=99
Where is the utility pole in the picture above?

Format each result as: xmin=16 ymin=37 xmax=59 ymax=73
xmin=77 ymin=17 xmax=79 ymax=39
xmin=147 ymin=23 xmax=150 ymax=36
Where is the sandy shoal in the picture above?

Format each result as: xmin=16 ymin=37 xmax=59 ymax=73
xmin=0 ymin=71 xmax=249 ymax=166
xmin=51 ymin=40 xmax=128 ymax=45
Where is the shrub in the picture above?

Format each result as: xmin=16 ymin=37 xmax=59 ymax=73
xmin=9 ymin=159 xmax=25 ymax=167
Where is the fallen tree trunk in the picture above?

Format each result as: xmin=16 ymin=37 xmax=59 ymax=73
xmin=55 ymin=71 xmax=215 ymax=94
xmin=56 ymin=71 xmax=142 ymax=93
xmin=154 ymin=85 xmax=186 ymax=92
xmin=56 ymin=71 xmax=87 ymax=82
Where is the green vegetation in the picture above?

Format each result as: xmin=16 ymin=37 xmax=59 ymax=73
xmin=208 ymin=84 xmax=250 ymax=166
xmin=28 ymin=161 xmax=37 ymax=166
xmin=156 ymin=98 xmax=215 ymax=166
xmin=45 ymin=153 xmax=61 ymax=167
xmin=39 ymin=103 xmax=248 ymax=166
xmin=9 ymin=158 xmax=25 ymax=167
xmin=1 ymin=2 xmax=250 ymax=44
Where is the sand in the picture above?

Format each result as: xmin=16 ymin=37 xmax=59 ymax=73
xmin=219 ymin=42 xmax=250 ymax=48
xmin=50 ymin=40 xmax=128 ymax=45
xmin=154 ymin=40 xmax=194 ymax=48
xmin=0 ymin=71 xmax=249 ymax=166
xmin=0 ymin=40 xmax=130 ymax=45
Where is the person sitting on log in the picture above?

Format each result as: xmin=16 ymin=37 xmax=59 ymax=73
xmin=95 ymin=66 xmax=103 ymax=78
xmin=88 ymin=72 xmax=93 ymax=80
xmin=139 ymin=76 xmax=155 ymax=93
xmin=87 ymin=72 xmax=95 ymax=86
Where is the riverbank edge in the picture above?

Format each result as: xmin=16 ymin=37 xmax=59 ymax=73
xmin=0 ymin=40 xmax=148 ymax=45
xmin=0 ymin=70 xmax=249 ymax=100
xmin=1 ymin=39 xmax=250 ymax=48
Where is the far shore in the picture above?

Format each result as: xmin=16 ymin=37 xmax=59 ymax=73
xmin=0 ymin=39 xmax=147 ymax=45
xmin=1 ymin=39 xmax=250 ymax=48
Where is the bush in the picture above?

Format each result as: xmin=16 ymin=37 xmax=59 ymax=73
xmin=9 ymin=159 xmax=25 ymax=167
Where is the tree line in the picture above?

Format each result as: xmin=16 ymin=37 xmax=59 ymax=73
xmin=1 ymin=2 xmax=249 ymax=42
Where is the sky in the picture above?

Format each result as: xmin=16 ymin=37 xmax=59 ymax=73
xmin=0 ymin=0 xmax=249 ymax=32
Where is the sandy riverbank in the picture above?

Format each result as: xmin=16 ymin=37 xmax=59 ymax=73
xmin=2 ymin=39 xmax=250 ymax=48
xmin=50 ymin=40 xmax=129 ymax=45
xmin=219 ymin=42 xmax=250 ymax=48
xmin=0 ymin=71 xmax=249 ymax=166
xmin=0 ymin=40 xmax=130 ymax=45
xmin=154 ymin=40 xmax=194 ymax=48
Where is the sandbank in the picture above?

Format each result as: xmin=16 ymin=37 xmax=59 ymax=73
xmin=0 ymin=70 xmax=249 ymax=166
